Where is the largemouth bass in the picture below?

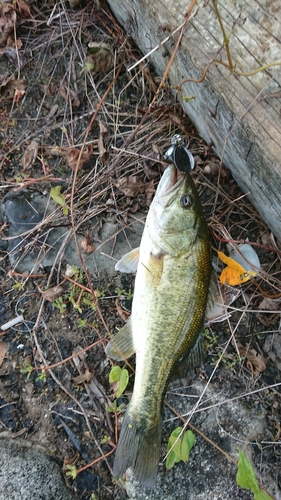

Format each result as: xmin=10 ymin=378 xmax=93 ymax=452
xmin=106 ymin=161 xmax=211 ymax=487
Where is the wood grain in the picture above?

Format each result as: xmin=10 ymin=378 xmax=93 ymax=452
xmin=107 ymin=0 xmax=281 ymax=240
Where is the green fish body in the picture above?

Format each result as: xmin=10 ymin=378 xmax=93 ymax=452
xmin=106 ymin=164 xmax=211 ymax=486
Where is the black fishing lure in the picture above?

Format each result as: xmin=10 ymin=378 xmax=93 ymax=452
xmin=164 ymin=134 xmax=194 ymax=173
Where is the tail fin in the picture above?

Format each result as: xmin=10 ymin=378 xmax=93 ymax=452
xmin=113 ymin=408 xmax=162 ymax=487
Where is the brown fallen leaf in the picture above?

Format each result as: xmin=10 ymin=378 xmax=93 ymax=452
xmin=145 ymin=179 xmax=155 ymax=206
xmin=38 ymin=285 xmax=64 ymax=302
xmin=114 ymin=176 xmax=146 ymax=197
xmin=72 ymin=368 xmax=93 ymax=385
xmin=59 ymin=82 xmax=80 ymax=107
xmin=16 ymin=0 xmax=33 ymax=19
xmin=80 ymin=230 xmax=95 ymax=254
xmin=204 ymin=159 xmax=229 ymax=178
xmin=115 ymin=297 xmax=130 ymax=321
xmin=0 ymin=3 xmax=17 ymax=47
xmin=0 ymin=342 xmax=9 ymax=367
xmin=236 ymin=341 xmax=267 ymax=377
xmin=22 ymin=140 xmax=39 ymax=171
xmin=258 ymin=296 xmax=281 ymax=311
xmin=44 ymin=145 xmax=67 ymax=157
xmin=98 ymin=119 xmax=109 ymax=165
xmin=39 ymin=83 xmax=58 ymax=96
xmin=72 ymin=345 xmax=87 ymax=368
xmin=82 ymin=42 xmax=114 ymax=75
xmin=65 ymin=144 xmax=93 ymax=171
xmin=0 ymin=45 xmax=27 ymax=67
xmin=0 ymin=77 xmax=26 ymax=102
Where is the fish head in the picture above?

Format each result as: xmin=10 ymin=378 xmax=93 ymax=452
xmin=147 ymin=165 xmax=206 ymax=256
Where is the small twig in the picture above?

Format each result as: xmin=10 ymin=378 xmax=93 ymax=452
xmin=33 ymin=338 xmax=104 ymax=372
xmin=212 ymin=0 xmax=233 ymax=72
xmin=211 ymin=227 xmax=281 ymax=258
xmin=165 ymin=400 xmax=237 ymax=465
xmin=127 ymin=19 xmax=188 ymax=72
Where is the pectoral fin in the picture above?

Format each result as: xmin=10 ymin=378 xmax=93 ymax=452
xmin=115 ymin=247 xmax=139 ymax=273
xmin=105 ymin=317 xmax=135 ymax=361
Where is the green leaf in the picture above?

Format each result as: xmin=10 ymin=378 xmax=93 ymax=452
xmin=254 ymin=491 xmax=273 ymax=500
xmin=236 ymin=448 xmax=273 ymax=499
xmin=166 ymin=448 xmax=180 ymax=470
xmin=109 ymin=365 xmax=121 ymax=383
xmin=168 ymin=427 xmax=187 ymax=461
xmin=108 ymin=366 xmax=129 ymax=398
xmin=116 ymin=368 xmax=129 ymax=398
xmin=50 ymin=186 xmax=68 ymax=215
xmin=166 ymin=427 xmax=195 ymax=468
xmin=184 ymin=430 xmax=195 ymax=453
xmin=65 ymin=464 xmax=77 ymax=479
xmin=236 ymin=448 xmax=260 ymax=494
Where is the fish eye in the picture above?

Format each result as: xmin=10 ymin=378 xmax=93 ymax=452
xmin=181 ymin=194 xmax=192 ymax=208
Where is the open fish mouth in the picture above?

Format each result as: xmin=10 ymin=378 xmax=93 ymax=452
xmin=155 ymin=165 xmax=186 ymax=203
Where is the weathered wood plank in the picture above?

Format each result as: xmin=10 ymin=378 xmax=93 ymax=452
xmin=107 ymin=0 xmax=281 ymax=240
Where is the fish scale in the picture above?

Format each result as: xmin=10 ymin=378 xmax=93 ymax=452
xmin=106 ymin=164 xmax=211 ymax=487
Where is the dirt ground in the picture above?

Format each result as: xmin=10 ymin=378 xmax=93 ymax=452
xmin=0 ymin=1 xmax=281 ymax=499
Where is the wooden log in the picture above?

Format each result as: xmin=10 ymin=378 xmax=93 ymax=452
xmin=107 ymin=0 xmax=281 ymax=241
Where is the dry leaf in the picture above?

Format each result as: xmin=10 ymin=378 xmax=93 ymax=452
xmin=82 ymin=42 xmax=114 ymax=75
xmin=38 ymin=285 xmax=64 ymax=302
xmin=236 ymin=341 xmax=267 ymax=376
xmin=44 ymin=145 xmax=67 ymax=156
xmin=16 ymin=0 xmax=33 ymax=19
xmin=72 ymin=345 xmax=87 ymax=368
xmin=205 ymin=282 xmax=240 ymax=324
xmin=80 ymin=231 xmax=95 ymax=254
xmin=258 ymin=296 xmax=281 ymax=311
xmin=151 ymin=143 xmax=161 ymax=159
xmin=59 ymin=82 xmax=80 ymax=107
xmin=143 ymin=164 xmax=160 ymax=180
xmin=22 ymin=140 xmax=38 ymax=171
xmin=72 ymin=368 xmax=93 ymax=385
xmin=98 ymin=119 xmax=109 ymax=164
xmin=0 ymin=342 xmax=9 ymax=367
xmin=145 ymin=179 xmax=155 ymax=206
xmin=204 ymin=160 xmax=229 ymax=178
xmin=65 ymin=144 xmax=93 ymax=171
xmin=39 ymin=83 xmax=57 ymax=96
xmin=0 ymin=3 xmax=17 ymax=47
xmin=0 ymin=77 xmax=26 ymax=102
xmin=115 ymin=297 xmax=130 ymax=321
xmin=0 ymin=46 xmax=27 ymax=67
xmin=129 ymin=201 xmax=141 ymax=213
xmin=114 ymin=176 xmax=147 ymax=197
